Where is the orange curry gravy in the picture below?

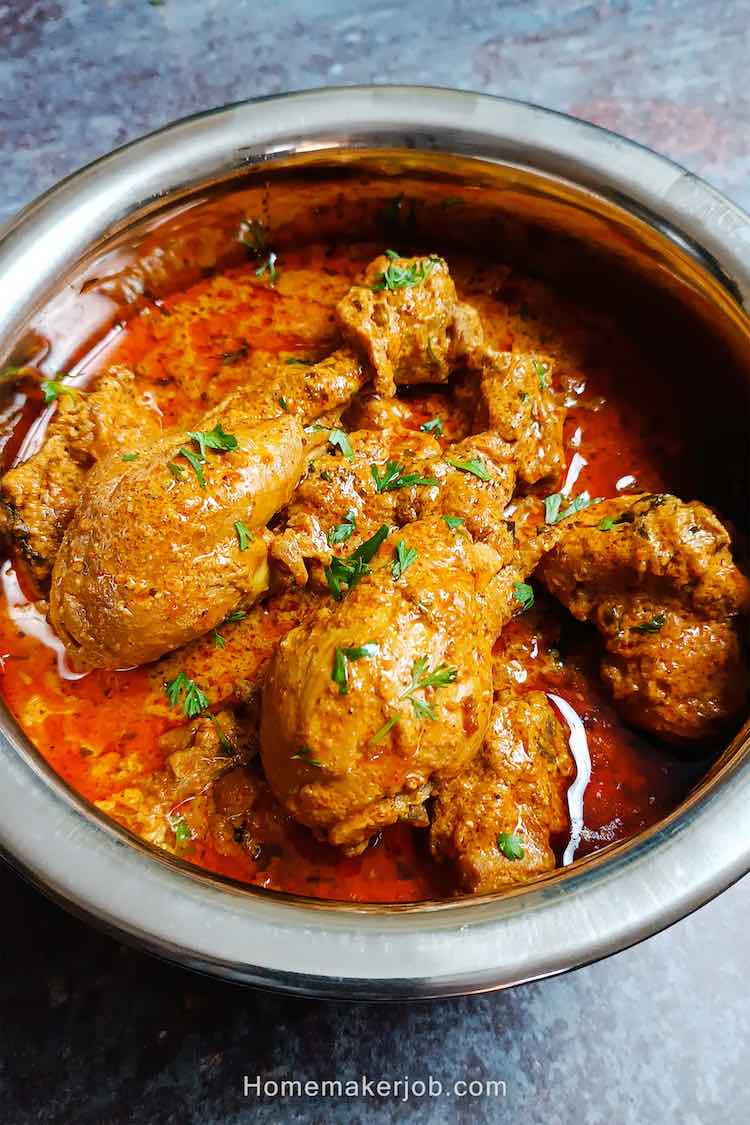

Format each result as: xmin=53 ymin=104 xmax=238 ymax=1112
xmin=0 ymin=240 xmax=712 ymax=902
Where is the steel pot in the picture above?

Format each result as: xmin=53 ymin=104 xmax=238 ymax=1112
xmin=0 ymin=86 xmax=748 ymax=998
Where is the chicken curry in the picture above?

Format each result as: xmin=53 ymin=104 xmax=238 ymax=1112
xmin=0 ymin=185 xmax=747 ymax=902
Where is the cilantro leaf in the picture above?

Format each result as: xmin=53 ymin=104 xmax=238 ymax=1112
xmin=497 ymin=832 xmax=525 ymax=861
xmin=544 ymin=491 xmax=600 ymax=525
xmin=408 ymin=657 xmax=458 ymax=692
xmin=121 ymin=452 xmax=139 ymax=462
xmin=165 ymin=671 xmax=209 ymax=718
xmin=371 ymin=254 xmax=440 ymax=291
xmin=329 ymin=428 xmax=354 ymax=462
xmin=598 ymin=514 xmax=626 ymax=532
xmin=186 ymin=424 xmax=238 ymax=458
xmin=255 ymin=251 xmax=278 ymax=283
xmin=442 ymin=515 xmax=464 ymax=530
xmin=392 ymin=538 xmax=418 ymax=579
xmin=223 ymin=609 xmax=247 ymax=624
xmin=632 ymin=613 xmax=667 ymax=634
xmin=41 ymin=374 xmax=76 ymax=405
xmin=369 ymin=713 xmax=401 ymax=746
xmin=234 ymin=520 xmax=252 ymax=551
xmin=392 ymin=656 xmax=458 ymax=723
xmin=445 ymin=456 xmax=492 ymax=482
xmin=371 ymin=461 xmax=438 ymax=493
xmin=327 ymin=509 xmax=357 ymax=546
xmin=239 ymin=218 xmax=267 ymax=253
xmin=534 ymin=359 xmax=549 ymax=390
xmin=350 ymin=524 xmax=391 ymax=565
xmin=290 ymin=745 xmax=323 ymax=767
xmin=513 ymin=582 xmax=534 ymax=612
xmin=324 ymin=525 xmax=390 ymax=599
xmin=168 ymin=813 xmax=193 ymax=846
xmin=178 ymin=446 xmax=206 ymax=489
xmin=332 ymin=642 xmax=378 ymax=694
xmin=420 ymin=417 xmax=443 ymax=436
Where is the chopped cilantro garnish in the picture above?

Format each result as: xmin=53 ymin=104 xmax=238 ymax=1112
xmin=165 ymin=671 xmax=209 ymax=718
xmin=392 ymin=538 xmax=418 ymax=579
xmin=329 ymin=428 xmax=354 ymax=462
xmin=534 ymin=359 xmax=549 ymax=390
xmin=176 ymin=426 xmax=238 ymax=489
xmin=632 ymin=613 xmax=667 ymax=634
xmin=513 ymin=582 xmax=534 ymax=612
xmin=168 ymin=813 xmax=192 ymax=846
xmin=239 ymin=217 xmax=267 ymax=253
xmin=400 ymin=656 xmax=458 ymax=721
xmin=544 ymin=492 xmax=600 ymax=525
xmin=420 ymin=417 xmax=443 ymax=436
xmin=598 ymin=513 xmax=626 ymax=531
xmin=290 ymin=745 xmax=323 ymax=767
xmin=446 ymin=456 xmax=492 ymax=482
xmin=285 ymin=356 xmax=314 ymax=366
xmin=442 ymin=515 xmax=464 ymax=530
xmin=372 ymin=254 xmax=439 ymax=292
xmin=167 ymin=461 xmax=185 ymax=481
xmin=332 ymin=642 xmax=378 ymax=694
xmin=369 ymin=713 xmax=402 ymax=746
xmin=234 ymin=520 xmax=252 ymax=551
xmin=278 ymin=396 xmax=289 ymax=412
xmin=186 ymin=424 xmax=238 ymax=458
xmin=178 ymin=446 xmax=206 ymax=489
xmin=324 ymin=524 xmax=390 ymax=599
xmin=371 ymin=461 xmax=438 ymax=493
xmin=255 ymin=251 xmax=278 ymax=283
xmin=497 ymin=832 xmax=525 ymax=861
xmin=121 ymin=452 xmax=139 ymax=462
xmin=41 ymin=374 xmax=76 ymax=405
xmin=212 ymin=631 xmax=226 ymax=649
xmin=351 ymin=524 xmax=391 ymax=565
xmin=223 ymin=609 xmax=247 ymax=624
xmin=327 ymin=509 xmax=357 ymax=546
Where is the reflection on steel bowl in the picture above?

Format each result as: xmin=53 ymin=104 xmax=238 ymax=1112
xmin=0 ymin=88 xmax=748 ymax=998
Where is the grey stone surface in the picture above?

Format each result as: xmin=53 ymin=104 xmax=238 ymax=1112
xmin=1 ymin=1 xmax=748 ymax=1122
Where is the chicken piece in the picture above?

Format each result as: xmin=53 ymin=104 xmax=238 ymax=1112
xmin=430 ymin=689 xmax=574 ymax=894
xmin=403 ymin=430 xmax=517 ymax=546
xmin=217 ymin=347 xmax=365 ymax=427
xmin=269 ymin=427 xmax=443 ymax=585
xmin=261 ymin=518 xmax=518 ymax=854
xmin=336 ymin=253 xmax=485 ymax=397
xmin=160 ymin=707 xmax=258 ymax=802
xmin=96 ymin=710 xmax=260 ymax=855
xmin=208 ymin=763 xmax=272 ymax=858
xmin=0 ymin=366 xmax=160 ymax=587
xmin=476 ymin=349 xmax=565 ymax=487
xmin=537 ymin=493 xmax=750 ymax=741
xmin=270 ymin=426 xmax=518 ymax=587
xmin=50 ymin=412 xmax=306 ymax=669
xmin=150 ymin=585 xmax=318 ymax=710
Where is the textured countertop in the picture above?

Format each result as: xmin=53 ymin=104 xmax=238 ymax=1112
xmin=1 ymin=3 xmax=749 ymax=1123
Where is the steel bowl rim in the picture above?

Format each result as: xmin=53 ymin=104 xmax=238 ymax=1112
xmin=0 ymin=84 xmax=749 ymax=998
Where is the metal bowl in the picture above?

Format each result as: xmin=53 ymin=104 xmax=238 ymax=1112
xmin=0 ymin=87 xmax=748 ymax=999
